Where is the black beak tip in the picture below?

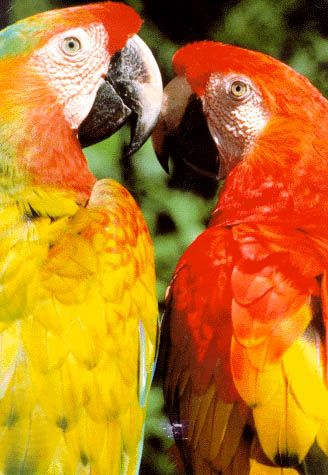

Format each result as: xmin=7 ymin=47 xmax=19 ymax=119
xmin=123 ymin=141 xmax=139 ymax=159
xmin=157 ymin=152 xmax=170 ymax=174
xmin=123 ymin=130 xmax=147 ymax=159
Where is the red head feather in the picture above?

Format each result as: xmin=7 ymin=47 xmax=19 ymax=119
xmin=173 ymin=41 xmax=328 ymax=120
xmin=24 ymin=2 xmax=142 ymax=56
xmin=172 ymin=42 xmax=328 ymax=227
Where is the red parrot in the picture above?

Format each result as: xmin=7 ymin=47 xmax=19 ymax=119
xmin=0 ymin=2 xmax=162 ymax=474
xmin=153 ymin=41 xmax=328 ymax=474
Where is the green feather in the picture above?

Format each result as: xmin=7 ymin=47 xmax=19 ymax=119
xmin=0 ymin=21 xmax=44 ymax=59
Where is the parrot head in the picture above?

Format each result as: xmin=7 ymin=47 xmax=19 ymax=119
xmin=153 ymin=41 xmax=328 ymax=182
xmin=0 ymin=2 xmax=162 ymax=197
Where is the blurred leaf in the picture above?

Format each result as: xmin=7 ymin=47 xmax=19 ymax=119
xmin=10 ymin=0 xmax=53 ymax=21
xmin=212 ymin=0 xmax=296 ymax=56
xmin=84 ymin=129 xmax=125 ymax=182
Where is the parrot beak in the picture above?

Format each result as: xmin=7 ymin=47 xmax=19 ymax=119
xmin=78 ymin=34 xmax=163 ymax=156
xmin=152 ymin=75 xmax=219 ymax=178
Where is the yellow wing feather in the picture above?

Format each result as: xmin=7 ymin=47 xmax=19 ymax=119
xmin=0 ymin=178 xmax=158 ymax=474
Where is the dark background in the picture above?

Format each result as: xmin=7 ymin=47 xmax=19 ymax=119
xmin=2 ymin=0 xmax=328 ymax=473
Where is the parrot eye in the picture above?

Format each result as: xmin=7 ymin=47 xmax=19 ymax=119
xmin=61 ymin=37 xmax=82 ymax=56
xmin=229 ymin=81 xmax=249 ymax=100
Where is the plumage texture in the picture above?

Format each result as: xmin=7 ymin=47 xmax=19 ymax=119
xmin=160 ymin=41 xmax=328 ymax=474
xmin=0 ymin=3 xmax=158 ymax=474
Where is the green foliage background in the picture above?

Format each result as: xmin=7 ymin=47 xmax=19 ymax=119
xmin=4 ymin=0 xmax=328 ymax=473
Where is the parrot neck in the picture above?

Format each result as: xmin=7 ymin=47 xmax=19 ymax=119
xmin=210 ymin=118 xmax=328 ymax=228
xmin=0 ymin=97 xmax=96 ymax=204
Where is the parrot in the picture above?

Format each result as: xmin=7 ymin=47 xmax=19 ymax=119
xmin=0 ymin=2 xmax=162 ymax=474
xmin=152 ymin=41 xmax=328 ymax=474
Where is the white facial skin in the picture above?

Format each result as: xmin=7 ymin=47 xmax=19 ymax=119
xmin=202 ymin=73 xmax=270 ymax=176
xmin=30 ymin=23 xmax=111 ymax=130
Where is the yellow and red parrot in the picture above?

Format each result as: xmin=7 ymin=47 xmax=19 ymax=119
xmin=0 ymin=2 xmax=162 ymax=474
xmin=153 ymin=41 xmax=328 ymax=474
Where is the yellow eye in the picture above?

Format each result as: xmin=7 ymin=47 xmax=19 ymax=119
xmin=61 ymin=37 xmax=81 ymax=56
xmin=230 ymin=81 xmax=248 ymax=99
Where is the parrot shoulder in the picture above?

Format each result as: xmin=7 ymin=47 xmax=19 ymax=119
xmin=162 ymin=222 xmax=328 ymax=473
xmin=38 ymin=177 xmax=158 ymax=405
xmin=0 ymin=178 xmax=158 ymax=473
xmin=161 ymin=225 xmax=244 ymax=473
